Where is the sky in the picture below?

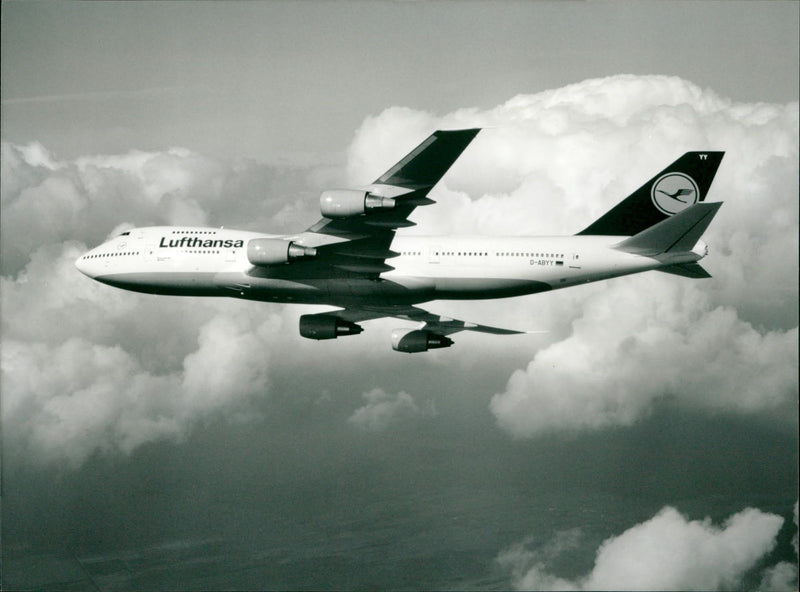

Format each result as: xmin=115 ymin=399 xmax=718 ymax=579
xmin=2 ymin=1 xmax=798 ymax=590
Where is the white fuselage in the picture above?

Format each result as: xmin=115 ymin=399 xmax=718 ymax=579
xmin=75 ymin=226 xmax=703 ymax=307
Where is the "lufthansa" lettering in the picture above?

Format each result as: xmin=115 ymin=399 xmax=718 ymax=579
xmin=159 ymin=237 xmax=244 ymax=248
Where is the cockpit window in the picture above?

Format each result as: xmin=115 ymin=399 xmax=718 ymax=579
xmin=119 ymin=231 xmax=130 ymax=236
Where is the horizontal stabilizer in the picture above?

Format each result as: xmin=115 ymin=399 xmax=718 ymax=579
xmin=615 ymin=202 xmax=722 ymax=256
xmin=657 ymin=262 xmax=712 ymax=279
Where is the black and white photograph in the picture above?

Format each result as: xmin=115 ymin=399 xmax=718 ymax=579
xmin=2 ymin=2 xmax=798 ymax=590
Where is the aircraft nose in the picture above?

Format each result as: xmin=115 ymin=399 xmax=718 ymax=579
xmin=74 ymin=251 xmax=93 ymax=277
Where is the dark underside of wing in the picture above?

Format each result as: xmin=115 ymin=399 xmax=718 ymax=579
xmin=313 ymin=305 xmax=524 ymax=337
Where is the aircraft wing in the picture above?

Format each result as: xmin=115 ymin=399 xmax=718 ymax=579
xmin=317 ymin=305 xmax=524 ymax=337
xmin=293 ymin=129 xmax=481 ymax=278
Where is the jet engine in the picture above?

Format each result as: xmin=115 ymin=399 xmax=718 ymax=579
xmin=320 ymin=189 xmax=396 ymax=218
xmin=247 ymin=239 xmax=316 ymax=266
xmin=391 ymin=329 xmax=453 ymax=353
xmin=300 ymin=314 xmax=363 ymax=340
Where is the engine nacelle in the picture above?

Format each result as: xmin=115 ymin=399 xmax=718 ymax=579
xmin=247 ymin=238 xmax=316 ymax=266
xmin=320 ymin=189 xmax=396 ymax=218
xmin=391 ymin=329 xmax=453 ymax=353
xmin=300 ymin=314 xmax=363 ymax=340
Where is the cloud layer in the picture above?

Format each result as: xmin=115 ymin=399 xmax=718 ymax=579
xmin=489 ymin=279 xmax=798 ymax=437
xmin=348 ymin=74 xmax=798 ymax=438
xmin=498 ymin=505 xmax=793 ymax=591
xmin=2 ymin=75 xmax=797 ymax=465
xmin=0 ymin=141 xmax=325 ymax=276
xmin=3 ymin=288 xmax=284 ymax=467
xmin=1 ymin=137 xmax=346 ymax=466
xmin=348 ymin=388 xmax=435 ymax=431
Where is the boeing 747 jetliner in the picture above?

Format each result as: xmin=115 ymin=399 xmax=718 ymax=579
xmin=76 ymin=130 xmax=724 ymax=352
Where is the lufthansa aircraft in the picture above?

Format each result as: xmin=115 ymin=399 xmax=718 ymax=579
xmin=76 ymin=130 xmax=724 ymax=353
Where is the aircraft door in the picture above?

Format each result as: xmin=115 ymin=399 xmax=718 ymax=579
xmin=429 ymin=245 xmax=441 ymax=264
xmin=143 ymin=243 xmax=156 ymax=262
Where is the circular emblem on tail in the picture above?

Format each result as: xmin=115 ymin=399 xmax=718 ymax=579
xmin=651 ymin=173 xmax=699 ymax=215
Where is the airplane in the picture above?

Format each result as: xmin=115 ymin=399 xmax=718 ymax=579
xmin=75 ymin=129 xmax=724 ymax=353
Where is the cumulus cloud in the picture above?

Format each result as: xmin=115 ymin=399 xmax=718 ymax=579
xmin=498 ymin=506 xmax=787 ymax=591
xmin=351 ymin=75 xmax=797 ymax=313
xmin=759 ymin=562 xmax=799 ymax=592
xmin=0 ymin=141 xmax=322 ymax=276
xmin=4 ymin=336 xmax=181 ymax=465
xmin=1 ymin=237 xmax=379 ymax=467
xmin=0 ymin=145 xmax=400 ymax=466
xmin=0 ymin=140 xmax=331 ymax=466
xmin=758 ymin=501 xmax=800 ymax=592
xmin=2 ymin=299 xmax=284 ymax=467
xmin=2 ymin=74 xmax=797 ymax=466
xmin=348 ymin=75 xmax=798 ymax=436
xmin=347 ymin=388 xmax=427 ymax=431
xmin=489 ymin=277 xmax=798 ymax=437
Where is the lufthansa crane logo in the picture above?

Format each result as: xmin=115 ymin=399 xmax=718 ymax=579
xmin=651 ymin=172 xmax=699 ymax=215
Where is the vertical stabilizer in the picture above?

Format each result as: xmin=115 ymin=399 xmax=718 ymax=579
xmin=578 ymin=152 xmax=724 ymax=236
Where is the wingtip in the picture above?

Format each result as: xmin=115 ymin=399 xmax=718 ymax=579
xmin=434 ymin=127 xmax=482 ymax=136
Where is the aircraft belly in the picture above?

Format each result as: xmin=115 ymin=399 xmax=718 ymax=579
xmin=323 ymin=277 xmax=435 ymax=306
xmin=218 ymin=273 xmax=432 ymax=306
xmin=213 ymin=271 xmax=329 ymax=303
xmin=433 ymin=277 xmax=551 ymax=299
xmin=95 ymin=272 xmax=222 ymax=296
xmin=556 ymin=256 xmax=660 ymax=287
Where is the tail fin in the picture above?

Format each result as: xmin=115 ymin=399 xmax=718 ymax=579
xmin=614 ymin=201 xmax=723 ymax=256
xmin=578 ymin=151 xmax=724 ymax=236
